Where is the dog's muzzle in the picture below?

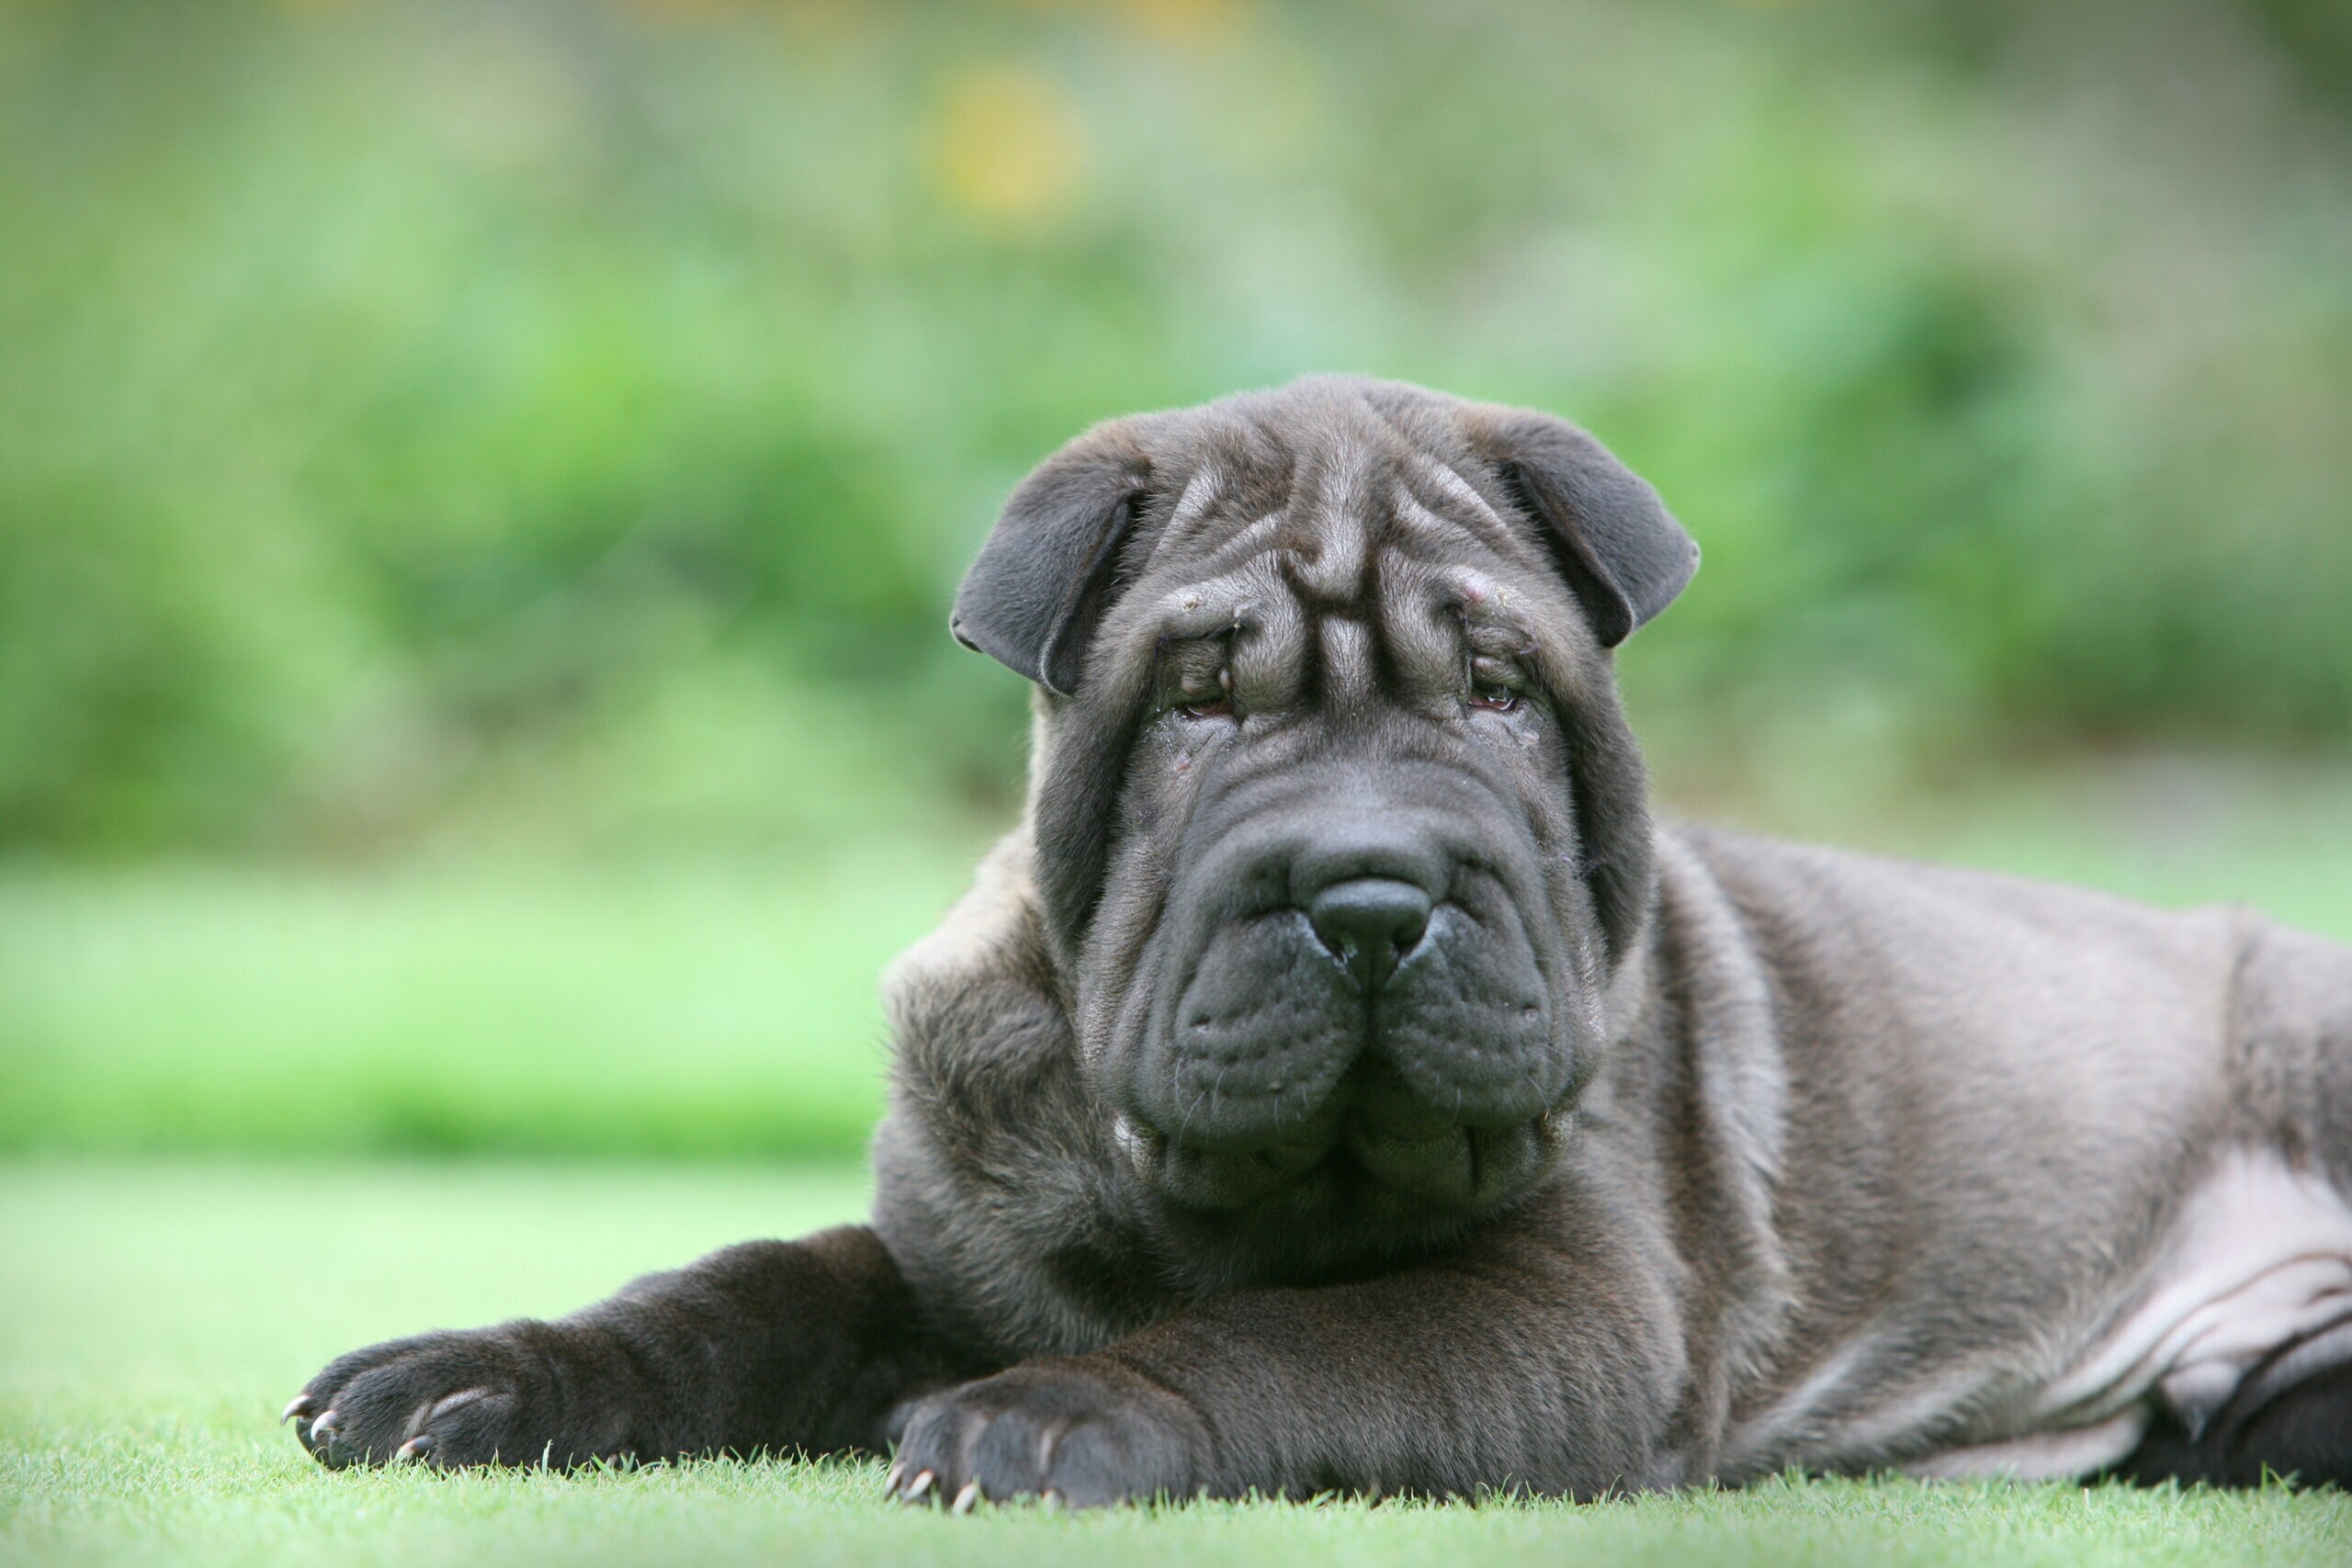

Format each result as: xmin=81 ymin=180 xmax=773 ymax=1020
xmin=1120 ymin=851 xmax=1575 ymax=1215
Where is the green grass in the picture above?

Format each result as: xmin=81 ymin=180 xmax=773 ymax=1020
xmin=1 ymin=759 xmax=2345 ymax=1161
xmin=0 ymin=840 xmax=982 ymax=1158
xmin=4 ymin=1159 xmax=2347 ymax=1568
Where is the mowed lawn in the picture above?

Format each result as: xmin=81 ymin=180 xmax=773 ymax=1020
xmin=4 ymin=1160 xmax=2349 ymax=1568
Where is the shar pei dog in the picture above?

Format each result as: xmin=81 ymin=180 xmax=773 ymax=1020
xmin=287 ymin=376 xmax=2352 ymax=1505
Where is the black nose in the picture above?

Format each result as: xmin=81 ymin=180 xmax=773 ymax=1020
xmin=1306 ymin=878 xmax=1433 ymax=991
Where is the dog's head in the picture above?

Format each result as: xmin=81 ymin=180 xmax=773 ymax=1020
xmin=954 ymin=377 xmax=1696 ymax=1264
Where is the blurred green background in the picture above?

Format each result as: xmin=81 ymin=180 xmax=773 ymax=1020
xmin=2 ymin=0 xmax=2348 ymax=1157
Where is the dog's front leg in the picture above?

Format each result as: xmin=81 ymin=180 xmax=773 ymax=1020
xmin=288 ymin=1225 xmax=962 ymax=1469
xmin=888 ymin=1249 xmax=1681 ymax=1508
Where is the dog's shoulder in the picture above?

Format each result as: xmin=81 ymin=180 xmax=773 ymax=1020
xmin=872 ymin=831 xmax=1170 ymax=1357
xmin=884 ymin=832 xmax=1053 ymax=1018
xmin=879 ymin=827 xmax=1091 ymax=1168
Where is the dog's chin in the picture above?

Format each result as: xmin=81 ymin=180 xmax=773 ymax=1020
xmin=1114 ymin=1105 xmax=1567 ymax=1221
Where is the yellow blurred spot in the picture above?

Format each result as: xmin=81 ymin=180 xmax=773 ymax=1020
xmin=1114 ymin=0 xmax=1245 ymax=47
xmin=925 ymin=65 xmax=1086 ymax=228
xmin=1012 ymin=0 xmax=1250 ymax=48
xmin=618 ymin=0 xmax=751 ymax=21
xmin=773 ymin=0 xmax=864 ymax=46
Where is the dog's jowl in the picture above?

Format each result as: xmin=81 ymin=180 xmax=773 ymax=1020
xmin=287 ymin=377 xmax=2352 ymax=1504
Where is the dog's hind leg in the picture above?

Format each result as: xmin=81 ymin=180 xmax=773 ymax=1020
xmin=2226 ymin=923 xmax=2352 ymax=1488
xmin=2109 ymin=1322 xmax=2352 ymax=1488
xmin=2109 ymin=919 xmax=2352 ymax=1490
xmin=2228 ymin=919 xmax=2352 ymax=1194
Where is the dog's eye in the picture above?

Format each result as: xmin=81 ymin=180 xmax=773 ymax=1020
xmin=1467 ymin=656 xmax=1523 ymax=714
xmin=1171 ymin=667 xmax=1236 ymax=722
xmin=1468 ymin=682 xmax=1521 ymax=714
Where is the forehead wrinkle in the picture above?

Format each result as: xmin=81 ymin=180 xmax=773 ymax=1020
xmin=1368 ymin=547 xmax=1553 ymax=693
xmin=1404 ymin=465 xmax=1517 ymax=553
xmin=1159 ymin=465 xmax=1227 ymax=550
xmin=1195 ymin=510 xmax=1291 ymax=573
xmin=1367 ymin=552 xmax=1469 ymax=693
xmin=1317 ymin=614 xmax=1379 ymax=715
xmin=1413 ymin=457 xmax=1510 ymax=534
xmin=1288 ymin=434 xmax=1379 ymax=608
xmin=1127 ymin=557 xmax=1306 ymax=708
xmin=1379 ymin=484 xmax=1557 ymax=636
xmin=1389 ymin=482 xmax=1519 ymax=559
xmin=1143 ymin=557 xmax=1283 ymax=635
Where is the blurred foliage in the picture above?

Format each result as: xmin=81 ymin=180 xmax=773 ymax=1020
xmin=1 ymin=0 xmax=2348 ymax=859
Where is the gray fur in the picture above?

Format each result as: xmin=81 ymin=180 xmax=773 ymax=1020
xmin=288 ymin=376 xmax=2352 ymax=1504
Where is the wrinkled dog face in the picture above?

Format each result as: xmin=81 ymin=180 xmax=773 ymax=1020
xmin=954 ymin=378 xmax=1697 ymax=1264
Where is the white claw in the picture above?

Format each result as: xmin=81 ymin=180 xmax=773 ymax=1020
xmin=281 ymin=1396 xmax=311 ymax=1427
xmin=309 ymin=1411 xmax=341 ymax=1443
xmin=903 ymin=1468 xmax=935 ymax=1502
xmin=1040 ymin=1488 xmax=1064 ymax=1512
xmin=952 ymin=1480 xmax=981 ymax=1515
xmin=395 ymin=1437 xmax=430 ymax=1461
xmin=883 ymin=1460 xmax=904 ymax=1495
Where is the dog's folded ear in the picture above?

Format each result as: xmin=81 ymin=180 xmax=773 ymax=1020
xmin=1464 ymin=409 xmax=1699 ymax=647
xmin=952 ymin=423 xmax=1152 ymax=697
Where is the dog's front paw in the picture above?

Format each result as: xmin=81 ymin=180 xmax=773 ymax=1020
xmin=889 ymin=1359 xmax=1213 ymax=1510
xmin=285 ymin=1321 xmax=634 ymax=1470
